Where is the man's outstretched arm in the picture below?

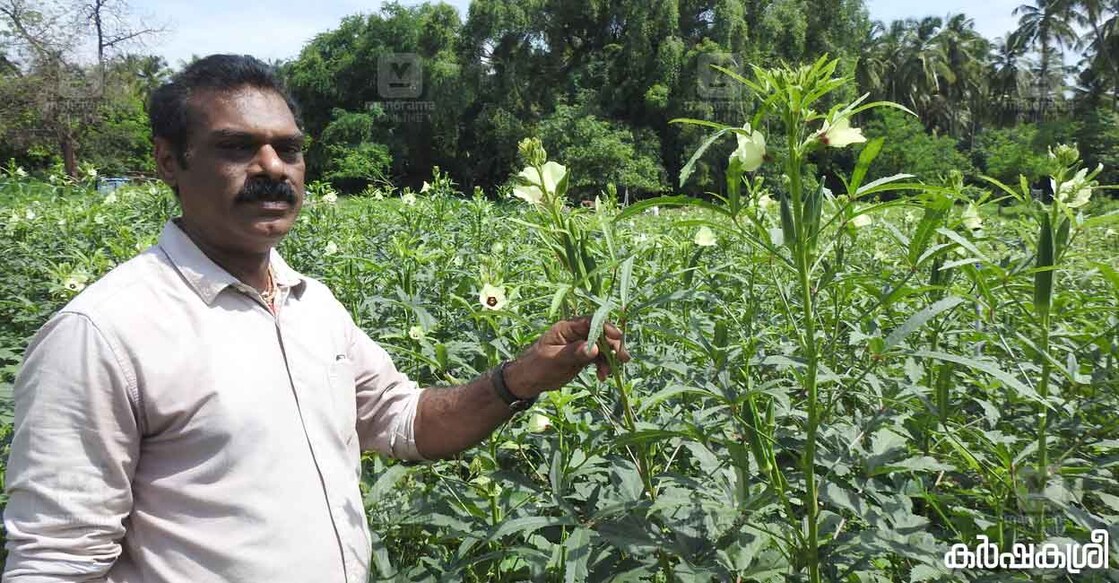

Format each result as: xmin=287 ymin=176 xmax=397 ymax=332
xmin=413 ymin=317 xmax=630 ymax=460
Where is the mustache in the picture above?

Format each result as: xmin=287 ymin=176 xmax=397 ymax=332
xmin=235 ymin=178 xmax=297 ymax=204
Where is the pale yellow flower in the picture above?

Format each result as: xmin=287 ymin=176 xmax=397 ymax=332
xmin=962 ymin=203 xmax=983 ymax=232
xmin=514 ymin=161 xmax=567 ymax=204
xmin=24 ymin=209 xmax=36 ymax=221
xmin=1052 ymin=166 xmax=1096 ymax=209
xmin=408 ymin=325 xmax=424 ymax=340
xmin=757 ymin=193 xmax=775 ymax=210
xmin=103 ymin=193 xmax=118 ymax=205
xmin=63 ymin=272 xmax=89 ymax=293
xmin=729 ymin=123 xmax=766 ymax=171
xmin=851 ymin=213 xmax=871 ymax=228
xmin=512 ymin=182 xmax=544 ymax=205
xmin=321 ymin=192 xmax=338 ymax=205
xmin=14 ymin=167 xmax=27 ymax=177
xmin=818 ymin=117 xmax=866 ymax=148
xmin=401 ymin=192 xmax=417 ymax=205
xmin=324 ymin=241 xmax=339 ymax=256
xmin=694 ymin=226 xmax=717 ymax=247
xmin=479 ymin=283 xmax=507 ymax=310
xmin=527 ymin=412 xmax=551 ymax=433
xmin=421 ymin=181 xmax=431 ymax=193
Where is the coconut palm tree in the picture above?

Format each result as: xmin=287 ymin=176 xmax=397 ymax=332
xmin=989 ymin=32 xmax=1035 ymax=123
xmin=1070 ymin=0 xmax=1119 ymax=108
xmin=1014 ymin=0 xmax=1080 ymax=118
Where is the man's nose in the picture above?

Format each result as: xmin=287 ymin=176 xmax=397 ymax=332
xmin=253 ymin=144 xmax=287 ymax=180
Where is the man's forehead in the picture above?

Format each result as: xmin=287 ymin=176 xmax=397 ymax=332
xmin=187 ymin=87 xmax=298 ymax=135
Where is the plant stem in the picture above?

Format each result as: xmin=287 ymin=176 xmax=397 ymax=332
xmin=787 ymin=139 xmax=821 ymax=583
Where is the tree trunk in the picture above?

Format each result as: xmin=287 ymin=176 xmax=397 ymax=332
xmin=61 ymin=132 xmax=77 ymax=178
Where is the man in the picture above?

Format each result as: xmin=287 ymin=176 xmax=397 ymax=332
xmin=3 ymin=54 xmax=629 ymax=582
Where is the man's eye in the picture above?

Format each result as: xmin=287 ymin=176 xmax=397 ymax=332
xmin=219 ymin=142 xmax=254 ymax=152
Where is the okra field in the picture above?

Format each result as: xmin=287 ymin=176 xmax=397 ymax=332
xmin=2 ymin=61 xmax=1119 ymax=582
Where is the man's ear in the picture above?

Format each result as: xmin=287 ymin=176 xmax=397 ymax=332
xmin=153 ymin=137 xmax=181 ymax=191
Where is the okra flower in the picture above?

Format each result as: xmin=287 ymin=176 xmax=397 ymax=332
xmin=421 ymin=181 xmax=431 ymax=193
xmin=324 ymin=241 xmax=339 ymax=256
xmin=401 ymin=192 xmax=417 ymax=206
xmin=962 ymin=203 xmax=983 ymax=232
xmin=479 ymin=283 xmax=507 ymax=310
xmin=321 ymin=192 xmax=338 ymax=205
xmin=408 ymin=325 xmax=424 ymax=340
xmin=730 ymin=123 xmax=766 ymax=172
xmin=513 ymin=161 xmax=567 ymax=205
xmin=694 ymin=226 xmax=717 ymax=247
xmin=817 ymin=117 xmax=866 ymax=148
xmin=63 ymin=271 xmax=89 ymax=293
xmin=527 ymin=412 xmax=552 ymax=433
xmin=851 ymin=213 xmax=871 ymax=228
xmin=1052 ymin=166 xmax=1098 ymax=209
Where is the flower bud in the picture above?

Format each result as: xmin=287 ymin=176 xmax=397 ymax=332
xmin=518 ymin=137 xmax=548 ymax=167
xmin=1049 ymin=143 xmax=1080 ymax=167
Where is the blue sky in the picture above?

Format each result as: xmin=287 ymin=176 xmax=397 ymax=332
xmin=142 ymin=0 xmax=1025 ymax=68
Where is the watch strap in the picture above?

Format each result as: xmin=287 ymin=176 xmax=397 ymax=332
xmin=492 ymin=361 xmax=536 ymax=411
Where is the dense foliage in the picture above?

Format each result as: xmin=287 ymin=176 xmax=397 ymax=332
xmin=1 ymin=137 xmax=1116 ymax=580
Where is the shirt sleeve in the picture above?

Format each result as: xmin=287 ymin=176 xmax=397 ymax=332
xmin=345 ymin=319 xmax=426 ymax=461
xmin=3 ymin=312 xmax=141 ymax=581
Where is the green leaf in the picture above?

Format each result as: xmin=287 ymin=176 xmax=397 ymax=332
xmin=884 ymin=296 xmax=964 ymax=350
xmin=562 ymin=527 xmax=592 ymax=583
xmin=848 ymin=137 xmax=885 ymax=195
xmin=912 ymin=350 xmax=1051 ymax=408
xmin=936 ymin=227 xmax=990 ymax=263
xmin=586 ymin=299 xmax=613 ymax=350
xmin=854 ymin=173 xmax=916 ymax=198
xmin=489 ymin=516 xmax=576 ymax=542
xmin=676 ymin=127 xmax=732 ymax=187
xmin=619 ymin=255 xmax=636 ymax=310
xmin=548 ymin=284 xmax=572 ymax=319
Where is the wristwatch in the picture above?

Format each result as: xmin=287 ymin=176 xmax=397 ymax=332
xmin=491 ymin=361 xmax=537 ymax=412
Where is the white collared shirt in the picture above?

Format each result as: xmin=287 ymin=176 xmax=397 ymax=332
xmin=3 ymin=219 xmax=424 ymax=582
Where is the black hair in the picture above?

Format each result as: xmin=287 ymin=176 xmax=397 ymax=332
xmin=148 ymin=54 xmax=302 ymax=168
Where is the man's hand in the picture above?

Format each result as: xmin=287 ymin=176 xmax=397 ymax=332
xmin=504 ymin=316 xmax=632 ymax=398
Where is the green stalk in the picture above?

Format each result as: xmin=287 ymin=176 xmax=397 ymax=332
xmin=787 ymin=137 xmax=821 ymax=583
xmin=1033 ymin=203 xmax=1057 ymax=539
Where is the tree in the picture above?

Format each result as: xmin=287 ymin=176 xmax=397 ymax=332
xmin=1014 ymin=0 xmax=1079 ymax=118
xmin=539 ymin=103 xmax=666 ymax=199
xmin=0 ymin=0 xmax=160 ymax=176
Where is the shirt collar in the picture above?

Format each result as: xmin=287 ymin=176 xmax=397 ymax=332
xmin=157 ymin=219 xmax=307 ymax=305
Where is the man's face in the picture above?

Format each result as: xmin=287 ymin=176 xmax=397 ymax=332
xmin=155 ymin=87 xmax=305 ymax=255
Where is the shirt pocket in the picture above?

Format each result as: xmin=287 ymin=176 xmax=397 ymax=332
xmin=326 ymin=356 xmax=358 ymax=446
